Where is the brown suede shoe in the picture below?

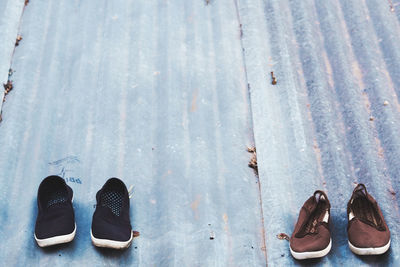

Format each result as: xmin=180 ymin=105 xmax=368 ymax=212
xmin=290 ymin=191 xmax=332 ymax=260
xmin=347 ymin=184 xmax=390 ymax=255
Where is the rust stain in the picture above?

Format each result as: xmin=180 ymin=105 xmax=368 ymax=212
xmin=352 ymin=61 xmax=363 ymax=83
xmin=322 ymin=50 xmax=334 ymax=89
xmin=191 ymin=195 xmax=201 ymax=219
xmin=223 ymin=213 xmax=228 ymax=223
xmin=222 ymin=213 xmax=234 ymax=265
xmin=162 ymin=170 xmax=173 ymax=179
xmin=378 ymin=145 xmax=384 ymax=158
xmin=187 ymin=14 xmax=194 ymax=23
xmin=254 ymin=165 xmax=267 ymax=261
xmin=372 ymin=133 xmax=400 ymax=219
xmin=190 ymin=88 xmax=198 ymax=112
xmin=223 ymin=213 xmax=229 ymax=232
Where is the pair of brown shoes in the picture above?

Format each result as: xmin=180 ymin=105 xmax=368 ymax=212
xmin=289 ymin=184 xmax=391 ymax=260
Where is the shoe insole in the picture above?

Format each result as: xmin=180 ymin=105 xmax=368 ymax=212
xmin=352 ymin=197 xmax=379 ymax=227
xmin=101 ymin=191 xmax=123 ymax=216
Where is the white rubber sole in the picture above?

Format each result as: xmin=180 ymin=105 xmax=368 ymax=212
xmin=91 ymin=230 xmax=133 ymax=249
xmin=290 ymin=239 xmax=332 ymax=260
xmin=35 ymin=224 xmax=76 ymax=247
xmin=349 ymin=239 xmax=391 ymax=255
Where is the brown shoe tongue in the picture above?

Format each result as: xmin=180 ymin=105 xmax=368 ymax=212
xmin=302 ymin=191 xmax=328 ymax=213
xmin=303 ymin=196 xmax=318 ymax=213
xmin=296 ymin=192 xmax=328 ymax=237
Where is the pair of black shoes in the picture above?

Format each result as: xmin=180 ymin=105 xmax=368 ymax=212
xmin=34 ymin=176 xmax=133 ymax=249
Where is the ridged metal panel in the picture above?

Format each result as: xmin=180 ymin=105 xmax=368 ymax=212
xmin=0 ymin=0 xmax=25 ymax=112
xmin=1 ymin=0 xmax=400 ymax=266
xmin=239 ymin=0 xmax=400 ymax=265
xmin=0 ymin=0 xmax=264 ymax=266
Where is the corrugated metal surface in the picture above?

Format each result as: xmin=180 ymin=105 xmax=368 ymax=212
xmin=0 ymin=0 xmax=25 ymax=113
xmin=239 ymin=0 xmax=400 ymax=265
xmin=1 ymin=0 xmax=400 ymax=266
xmin=0 ymin=0 xmax=265 ymax=266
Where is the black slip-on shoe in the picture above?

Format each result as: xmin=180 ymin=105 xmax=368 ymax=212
xmin=91 ymin=178 xmax=132 ymax=249
xmin=34 ymin=175 xmax=76 ymax=247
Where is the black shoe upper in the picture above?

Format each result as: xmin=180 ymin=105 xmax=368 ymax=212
xmin=35 ymin=175 xmax=75 ymax=239
xmin=91 ymin=178 xmax=132 ymax=241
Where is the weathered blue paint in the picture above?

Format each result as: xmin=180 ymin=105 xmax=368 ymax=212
xmin=1 ymin=0 xmax=400 ymax=266
xmin=0 ymin=0 xmax=264 ymax=266
xmin=0 ymin=0 xmax=25 ymax=112
xmin=239 ymin=0 xmax=400 ymax=265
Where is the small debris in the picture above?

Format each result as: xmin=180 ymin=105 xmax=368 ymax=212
xmin=209 ymin=231 xmax=215 ymax=240
xmin=25 ymin=0 xmax=29 ymax=6
xmin=277 ymin=233 xmax=290 ymax=241
xmin=383 ymin=100 xmax=389 ymax=106
xmin=271 ymin=71 xmax=277 ymax=85
xmin=369 ymin=116 xmax=374 ymax=121
xmin=281 ymin=254 xmax=285 ymax=257
xmin=247 ymin=147 xmax=258 ymax=176
xmin=239 ymin=24 xmax=243 ymax=38
xmin=3 ymin=80 xmax=13 ymax=93
xmin=389 ymin=189 xmax=396 ymax=196
xmin=132 ymin=231 xmax=140 ymax=238
xmin=247 ymin=147 xmax=256 ymax=153
xmin=3 ymin=80 xmax=13 ymax=101
xmin=389 ymin=0 xmax=395 ymax=12
xmin=205 ymin=0 xmax=210 ymax=5
xmin=15 ymin=35 xmax=22 ymax=46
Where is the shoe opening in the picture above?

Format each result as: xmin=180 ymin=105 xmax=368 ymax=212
xmin=349 ymin=188 xmax=383 ymax=229
xmin=100 ymin=178 xmax=127 ymax=216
